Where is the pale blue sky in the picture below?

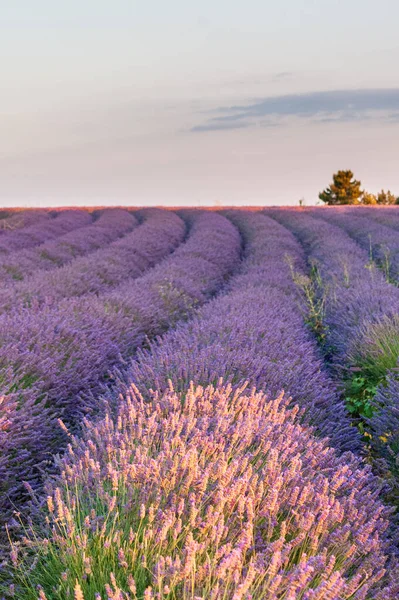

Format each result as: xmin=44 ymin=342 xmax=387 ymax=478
xmin=1 ymin=1 xmax=399 ymax=206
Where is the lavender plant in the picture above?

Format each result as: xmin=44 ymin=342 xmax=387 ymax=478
xmin=0 ymin=209 xmax=183 ymax=311
xmin=325 ymin=205 xmax=399 ymax=233
xmin=3 ymin=384 xmax=395 ymax=599
xmin=0 ymin=212 xmax=240 ymax=521
xmin=270 ymin=210 xmax=399 ymax=419
xmin=0 ymin=211 xmax=92 ymax=254
xmin=269 ymin=210 xmax=399 ymax=498
xmin=0 ymin=209 xmax=137 ymax=286
xmin=314 ymin=209 xmax=399 ymax=283
xmin=371 ymin=374 xmax=399 ymax=488
xmin=119 ymin=211 xmax=358 ymax=453
xmin=1 ymin=209 xmax=398 ymax=598
xmin=0 ymin=211 xmax=50 ymax=233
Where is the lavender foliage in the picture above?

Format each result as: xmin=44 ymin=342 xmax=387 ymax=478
xmin=0 ymin=210 xmax=92 ymax=254
xmin=0 ymin=209 xmax=137 ymax=287
xmin=0 ymin=211 xmax=240 ymax=520
xmin=270 ymin=210 xmax=399 ymax=369
xmin=118 ymin=211 xmax=358 ymax=453
xmin=0 ymin=210 xmax=50 ymax=233
xmin=324 ymin=206 xmax=399 ymax=232
xmin=0 ymin=209 xmax=397 ymax=598
xmin=313 ymin=208 xmax=399 ymax=282
xmin=8 ymin=384 xmax=395 ymax=599
xmin=0 ymin=209 xmax=182 ymax=310
xmin=270 ymin=209 xmax=399 ymax=490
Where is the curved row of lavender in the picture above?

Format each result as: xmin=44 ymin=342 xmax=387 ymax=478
xmin=0 ymin=212 xmax=241 ymax=522
xmin=0 ymin=210 xmax=92 ymax=254
xmin=0 ymin=209 xmax=185 ymax=516
xmin=270 ymin=210 xmax=399 ymax=373
xmin=314 ymin=208 xmax=399 ymax=492
xmin=117 ymin=211 xmax=358 ymax=453
xmin=0 ymin=209 xmax=137 ymax=286
xmin=371 ymin=373 xmax=399 ymax=494
xmin=0 ymin=209 xmax=181 ymax=311
xmin=270 ymin=210 xmax=399 ymax=487
xmin=5 ymin=213 xmax=397 ymax=598
xmin=312 ymin=208 xmax=399 ymax=282
xmin=0 ymin=210 xmax=50 ymax=233
xmin=366 ymin=208 xmax=399 ymax=231
xmin=330 ymin=206 xmax=399 ymax=231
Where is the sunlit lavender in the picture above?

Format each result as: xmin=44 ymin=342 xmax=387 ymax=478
xmin=1 ymin=207 xmax=399 ymax=599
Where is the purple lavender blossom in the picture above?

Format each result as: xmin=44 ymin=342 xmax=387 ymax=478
xmin=0 ymin=209 xmax=137 ymax=286
xmin=0 ymin=211 xmax=240 ymax=520
xmin=0 ymin=208 xmax=397 ymax=599
xmin=313 ymin=208 xmax=399 ymax=282
xmin=270 ymin=209 xmax=399 ymax=496
xmin=0 ymin=210 xmax=92 ymax=254
xmin=319 ymin=205 xmax=399 ymax=232
xmin=7 ymin=383 xmax=395 ymax=599
xmin=117 ymin=211 xmax=358 ymax=453
xmin=0 ymin=209 xmax=182 ymax=310
xmin=0 ymin=210 xmax=50 ymax=233
xmin=269 ymin=210 xmax=399 ymax=369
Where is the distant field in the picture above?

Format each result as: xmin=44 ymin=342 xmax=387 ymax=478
xmin=1 ymin=206 xmax=399 ymax=599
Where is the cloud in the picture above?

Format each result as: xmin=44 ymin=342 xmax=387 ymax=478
xmin=191 ymin=88 xmax=399 ymax=132
xmin=190 ymin=121 xmax=251 ymax=133
xmin=271 ymin=71 xmax=294 ymax=82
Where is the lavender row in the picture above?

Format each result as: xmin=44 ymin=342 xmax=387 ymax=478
xmin=270 ymin=210 xmax=399 ymax=367
xmin=0 ymin=209 xmax=182 ymax=311
xmin=365 ymin=207 xmax=399 ymax=231
xmin=0 ymin=210 xmax=92 ymax=255
xmin=114 ymin=211 xmax=358 ymax=453
xmin=312 ymin=208 xmax=399 ymax=282
xmin=371 ymin=373 xmax=399 ymax=494
xmin=7 ymin=211 xmax=395 ymax=597
xmin=329 ymin=206 xmax=399 ymax=232
xmin=0 ymin=210 xmax=50 ymax=233
xmin=0 ymin=209 xmax=185 ymax=513
xmin=0 ymin=209 xmax=137 ymax=287
xmin=0 ymin=212 xmax=240 ymax=519
xmin=270 ymin=210 xmax=399 ymax=487
xmin=7 ymin=383 xmax=396 ymax=599
xmin=3 ymin=212 xmax=397 ymax=598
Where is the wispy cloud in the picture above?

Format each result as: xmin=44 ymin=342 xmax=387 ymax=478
xmin=191 ymin=121 xmax=251 ymax=133
xmin=191 ymin=88 xmax=399 ymax=132
xmin=271 ymin=71 xmax=294 ymax=82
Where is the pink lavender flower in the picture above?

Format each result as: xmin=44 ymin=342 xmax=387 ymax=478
xmin=8 ymin=384 xmax=394 ymax=599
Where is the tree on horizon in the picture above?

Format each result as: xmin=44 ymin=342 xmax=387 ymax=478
xmin=361 ymin=191 xmax=377 ymax=205
xmin=376 ymin=189 xmax=398 ymax=205
xmin=319 ymin=170 xmax=362 ymax=205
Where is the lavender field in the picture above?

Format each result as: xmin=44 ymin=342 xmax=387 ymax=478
xmin=1 ymin=206 xmax=399 ymax=599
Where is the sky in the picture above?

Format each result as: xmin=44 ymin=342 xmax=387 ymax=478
xmin=1 ymin=0 xmax=399 ymax=207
